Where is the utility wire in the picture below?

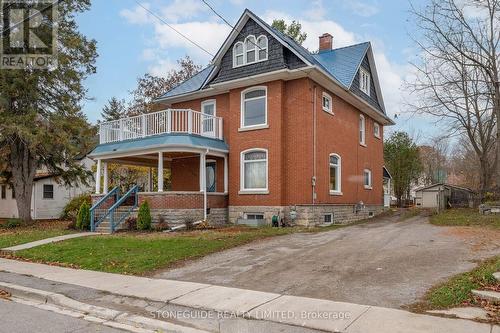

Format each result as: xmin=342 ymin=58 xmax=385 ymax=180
xmin=134 ymin=1 xmax=214 ymax=57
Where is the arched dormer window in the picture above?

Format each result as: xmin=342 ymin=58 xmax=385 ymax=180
xmin=233 ymin=41 xmax=244 ymax=67
xmin=233 ymin=35 xmax=268 ymax=68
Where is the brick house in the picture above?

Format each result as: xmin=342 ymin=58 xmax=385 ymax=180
xmin=89 ymin=9 xmax=394 ymax=231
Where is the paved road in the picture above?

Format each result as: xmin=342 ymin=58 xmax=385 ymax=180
xmin=155 ymin=214 xmax=500 ymax=308
xmin=0 ymin=299 xmax=126 ymax=333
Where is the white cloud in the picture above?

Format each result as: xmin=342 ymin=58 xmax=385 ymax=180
xmin=148 ymin=58 xmax=179 ymax=78
xmin=160 ymin=0 xmax=208 ymax=22
xmin=120 ymin=3 xmax=151 ymax=25
xmin=305 ymin=0 xmax=326 ymax=20
xmin=346 ymin=1 xmax=380 ymax=17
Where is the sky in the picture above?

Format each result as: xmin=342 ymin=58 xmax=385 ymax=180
xmin=75 ymin=0 xmax=440 ymax=142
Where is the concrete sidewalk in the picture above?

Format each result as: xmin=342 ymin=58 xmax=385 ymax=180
xmin=1 ymin=232 xmax=99 ymax=252
xmin=0 ymin=258 xmax=496 ymax=333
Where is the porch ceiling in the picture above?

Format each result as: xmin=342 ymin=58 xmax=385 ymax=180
xmin=106 ymin=152 xmax=201 ymax=167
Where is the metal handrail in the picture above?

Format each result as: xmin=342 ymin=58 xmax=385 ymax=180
xmin=108 ymin=185 xmax=139 ymax=233
xmin=90 ymin=187 xmax=119 ymax=232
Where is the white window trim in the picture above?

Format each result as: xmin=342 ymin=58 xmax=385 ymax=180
xmin=322 ymin=92 xmax=333 ymax=114
xmin=359 ymin=115 xmax=366 ymax=146
xmin=329 ymin=153 xmax=342 ymax=195
xmin=240 ymin=86 xmax=268 ymax=130
xmin=201 ymin=99 xmax=216 ymax=116
xmin=233 ymin=34 xmax=268 ymax=68
xmin=240 ymin=148 xmax=269 ymax=194
xmin=233 ymin=41 xmax=244 ymax=68
xmin=324 ymin=213 xmax=334 ymax=224
xmin=374 ymin=122 xmax=380 ymax=139
xmin=364 ymin=169 xmax=372 ymax=190
xmin=360 ymin=68 xmax=371 ymax=96
xmin=43 ymin=184 xmax=55 ymax=200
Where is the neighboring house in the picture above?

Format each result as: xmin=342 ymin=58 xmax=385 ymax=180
xmin=414 ymin=183 xmax=474 ymax=210
xmin=89 ymin=9 xmax=394 ymax=228
xmin=0 ymin=157 xmax=94 ymax=219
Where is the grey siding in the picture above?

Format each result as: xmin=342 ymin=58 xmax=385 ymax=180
xmin=210 ymin=18 xmax=306 ymax=84
xmin=350 ymin=55 xmax=383 ymax=113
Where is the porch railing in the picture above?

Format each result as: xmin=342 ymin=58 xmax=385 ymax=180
xmin=99 ymin=109 xmax=224 ymax=144
xmin=108 ymin=185 xmax=139 ymax=233
xmin=90 ymin=186 xmax=119 ymax=232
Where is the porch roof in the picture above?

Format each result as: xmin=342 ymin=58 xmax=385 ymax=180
xmin=89 ymin=133 xmax=229 ymax=158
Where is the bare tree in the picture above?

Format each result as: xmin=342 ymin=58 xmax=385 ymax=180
xmin=407 ymin=0 xmax=499 ymax=195
xmin=419 ymin=136 xmax=450 ymax=185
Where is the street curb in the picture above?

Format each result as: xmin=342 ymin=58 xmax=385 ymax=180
xmin=0 ymin=282 xmax=209 ymax=333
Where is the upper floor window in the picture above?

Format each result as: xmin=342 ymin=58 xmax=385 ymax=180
xmin=233 ymin=35 xmax=268 ymax=68
xmin=359 ymin=115 xmax=366 ymax=146
xmin=374 ymin=122 xmax=380 ymax=138
xmin=234 ymin=42 xmax=244 ymax=66
xmin=360 ymin=68 xmax=370 ymax=96
xmin=241 ymin=149 xmax=268 ymax=192
xmin=241 ymin=86 xmax=267 ymax=129
xmin=329 ymin=154 xmax=342 ymax=194
xmin=322 ymin=92 xmax=333 ymax=114
xmin=363 ymin=169 xmax=372 ymax=189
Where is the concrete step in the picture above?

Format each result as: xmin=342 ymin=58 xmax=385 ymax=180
xmin=471 ymin=289 xmax=500 ymax=302
xmin=493 ymin=272 xmax=500 ymax=281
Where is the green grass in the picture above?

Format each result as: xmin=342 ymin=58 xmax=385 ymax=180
xmin=430 ymin=208 xmax=500 ymax=228
xmin=11 ymin=226 xmax=318 ymax=275
xmin=0 ymin=221 xmax=74 ymax=249
xmin=412 ymin=256 xmax=500 ymax=311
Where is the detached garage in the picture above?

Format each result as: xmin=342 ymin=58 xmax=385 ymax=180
xmin=415 ymin=183 xmax=474 ymax=210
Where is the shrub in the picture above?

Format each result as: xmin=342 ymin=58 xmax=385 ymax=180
xmin=137 ymin=201 xmax=152 ymax=230
xmin=126 ymin=217 xmax=137 ymax=231
xmin=5 ymin=218 xmax=21 ymax=229
xmin=76 ymin=202 xmax=91 ymax=230
xmin=184 ymin=218 xmax=195 ymax=231
xmin=61 ymin=194 xmax=91 ymax=220
xmin=154 ymin=215 xmax=170 ymax=231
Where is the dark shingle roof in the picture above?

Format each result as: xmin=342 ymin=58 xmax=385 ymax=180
xmin=158 ymin=65 xmax=215 ymax=100
xmin=312 ymin=43 xmax=370 ymax=88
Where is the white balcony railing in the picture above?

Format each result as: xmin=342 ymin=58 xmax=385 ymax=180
xmin=99 ymin=109 xmax=224 ymax=144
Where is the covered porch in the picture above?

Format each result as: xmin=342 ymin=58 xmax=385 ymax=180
xmin=89 ymin=108 xmax=229 ymax=230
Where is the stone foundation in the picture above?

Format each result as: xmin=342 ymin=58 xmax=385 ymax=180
xmin=229 ymin=204 xmax=385 ymax=226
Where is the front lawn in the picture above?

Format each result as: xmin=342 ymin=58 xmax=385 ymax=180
xmin=0 ymin=220 xmax=74 ymax=249
xmin=410 ymin=256 xmax=500 ymax=311
xmin=9 ymin=226 xmax=318 ymax=275
xmin=430 ymin=208 xmax=500 ymax=228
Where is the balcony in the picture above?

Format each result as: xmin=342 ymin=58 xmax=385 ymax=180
xmin=99 ymin=109 xmax=224 ymax=144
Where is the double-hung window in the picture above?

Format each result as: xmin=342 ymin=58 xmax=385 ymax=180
xmin=241 ymin=87 xmax=267 ymax=129
xmin=364 ymin=169 xmax=372 ymax=189
xmin=322 ymin=92 xmax=333 ymax=114
xmin=360 ymin=68 xmax=370 ymax=96
xmin=374 ymin=122 xmax=380 ymax=138
xmin=329 ymin=154 xmax=341 ymax=194
xmin=359 ymin=115 xmax=366 ymax=146
xmin=43 ymin=184 xmax=54 ymax=199
xmin=241 ymin=149 xmax=268 ymax=192
xmin=233 ymin=42 xmax=244 ymax=67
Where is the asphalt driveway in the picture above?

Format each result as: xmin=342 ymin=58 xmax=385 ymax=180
xmin=155 ymin=213 xmax=500 ymax=308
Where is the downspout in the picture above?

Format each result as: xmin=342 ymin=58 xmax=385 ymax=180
xmin=204 ymin=149 xmax=209 ymax=221
xmin=312 ymin=85 xmax=317 ymax=205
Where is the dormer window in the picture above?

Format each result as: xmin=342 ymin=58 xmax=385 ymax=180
xmin=360 ymin=68 xmax=370 ymax=96
xmin=233 ymin=35 xmax=268 ymax=68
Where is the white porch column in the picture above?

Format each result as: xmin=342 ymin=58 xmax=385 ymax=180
xmin=199 ymin=152 xmax=206 ymax=192
xmin=148 ymin=167 xmax=153 ymax=192
xmin=103 ymin=162 xmax=109 ymax=194
xmin=200 ymin=151 xmax=207 ymax=220
xmin=95 ymin=159 xmax=101 ymax=194
xmin=158 ymin=152 xmax=164 ymax=192
xmin=224 ymin=155 xmax=228 ymax=193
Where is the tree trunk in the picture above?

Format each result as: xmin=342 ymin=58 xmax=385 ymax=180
xmin=478 ymin=157 xmax=490 ymax=200
xmin=9 ymin=141 xmax=37 ymax=222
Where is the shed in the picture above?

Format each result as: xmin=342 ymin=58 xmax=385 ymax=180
xmin=414 ymin=183 xmax=474 ymax=210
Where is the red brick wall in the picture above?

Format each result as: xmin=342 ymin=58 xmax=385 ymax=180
xmin=170 ymin=155 xmax=225 ymax=193
xmin=171 ymin=77 xmax=384 ymax=207
xmin=139 ymin=193 xmax=227 ymax=209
